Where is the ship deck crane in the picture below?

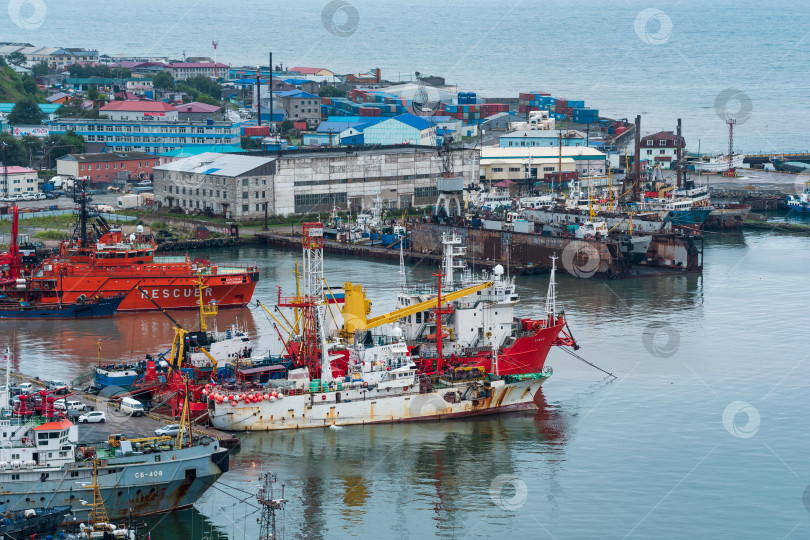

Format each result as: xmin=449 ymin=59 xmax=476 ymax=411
xmin=341 ymin=280 xmax=494 ymax=337
xmin=134 ymin=281 xmax=220 ymax=375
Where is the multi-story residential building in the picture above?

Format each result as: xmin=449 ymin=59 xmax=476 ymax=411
xmin=0 ymin=166 xmax=39 ymax=196
xmin=56 ymin=152 xmax=160 ymax=183
xmin=153 ymin=145 xmax=479 ymax=218
xmin=48 ymin=118 xmax=242 ymax=154
xmin=167 ymin=62 xmax=229 ymax=81
xmin=100 ymin=100 xmax=178 ymax=121
xmin=640 ymin=131 xmax=685 ymax=170
xmin=0 ymin=44 xmax=97 ymax=68
xmin=277 ymin=90 xmax=321 ymax=128
xmin=125 ymin=78 xmax=154 ymax=92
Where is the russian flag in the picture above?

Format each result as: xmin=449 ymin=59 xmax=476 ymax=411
xmin=324 ymin=287 xmax=344 ymax=304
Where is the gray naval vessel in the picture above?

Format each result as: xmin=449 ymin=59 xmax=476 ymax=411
xmin=0 ymin=380 xmax=229 ymax=522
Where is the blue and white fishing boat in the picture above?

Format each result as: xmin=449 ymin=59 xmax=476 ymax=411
xmin=786 ymin=182 xmax=810 ymax=212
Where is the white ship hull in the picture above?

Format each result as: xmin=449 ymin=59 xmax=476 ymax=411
xmin=209 ymin=377 xmax=548 ymax=431
xmin=689 ymin=153 xmax=745 ymax=172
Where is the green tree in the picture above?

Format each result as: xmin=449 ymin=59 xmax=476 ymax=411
xmin=184 ymin=75 xmax=221 ymax=98
xmin=43 ymin=131 xmax=86 ymax=168
xmin=6 ymin=52 xmax=26 ymax=66
xmin=87 ymin=86 xmax=99 ymax=101
xmin=0 ymin=133 xmax=28 ymax=166
xmin=240 ymin=136 xmax=261 ymax=150
xmin=153 ymin=71 xmax=174 ymax=89
xmin=31 ymin=61 xmax=50 ymax=77
xmin=8 ymin=97 xmax=45 ymax=125
xmin=318 ymin=85 xmax=346 ymax=98
xmin=195 ymin=94 xmax=220 ymax=106
xmin=279 ymin=119 xmax=294 ymax=133
xmin=21 ymin=75 xmax=38 ymax=95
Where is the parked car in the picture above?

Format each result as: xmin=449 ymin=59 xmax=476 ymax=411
xmin=48 ymin=380 xmax=69 ymax=394
xmin=53 ymin=398 xmax=83 ymax=410
xmin=154 ymin=424 xmax=181 ymax=437
xmin=66 ymin=409 xmax=83 ymax=422
xmin=18 ymin=383 xmax=33 ymax=394
xmin=78 ymin=411 xmax=106 ymax=423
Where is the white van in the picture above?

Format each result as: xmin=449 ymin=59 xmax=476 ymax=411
xmin=120 ymin=397 xmax=145 ymax=417
xmin=65 ymin=400 xmax=86 ymax=412
xmin=19 ymin=383 xmax=34 ymax=394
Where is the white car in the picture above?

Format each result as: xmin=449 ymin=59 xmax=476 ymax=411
xmin=78 ymin=411 xmax=106 ymax=423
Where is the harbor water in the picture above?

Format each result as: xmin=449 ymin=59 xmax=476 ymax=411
xmin=4 ymin=222 xmax=810 ymax=538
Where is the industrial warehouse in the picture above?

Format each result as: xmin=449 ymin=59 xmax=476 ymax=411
xmin=152 ymin=145 xmax=479 ymax=218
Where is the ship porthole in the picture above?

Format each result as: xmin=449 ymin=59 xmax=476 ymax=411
xmin=136 ymin=489 xmax=141 ymax=495
xmin=118 ymin=491 xmax=123 ymax=497
xmin=41 ymin=497 xmax=45 ymax=502
xmin=25 ymin=497 xmax=30 ymax=502
xmin=150 ymin=488 xmax=155 ymax=493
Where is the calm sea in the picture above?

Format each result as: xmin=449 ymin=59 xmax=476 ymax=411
xmin=3 ymin=0 xmax=809 ymax=152
xmin=5 ymin=219 xmax=810 ymax=538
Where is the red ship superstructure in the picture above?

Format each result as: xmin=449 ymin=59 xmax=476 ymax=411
xmin=0 ymin=184 xmax=258 ymax=311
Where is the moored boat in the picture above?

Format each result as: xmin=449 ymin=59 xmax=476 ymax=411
xmin=0 ymin=294 xmax=124 ymax=319
xmin=704 ymin=203 xmax=752 ymax=230
xmin=207 ymin=225 xmax=578 ymax=431
xmin=0 ymin=188 xmax=259 ymax=311
xmin=687 ymin=153 xmax=745 ymax=172
xmin=0 ymin=362 xmax=230 ymax=523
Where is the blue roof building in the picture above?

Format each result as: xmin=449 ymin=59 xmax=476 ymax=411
xmin=362 ymin=114 xmax=437 ymax=146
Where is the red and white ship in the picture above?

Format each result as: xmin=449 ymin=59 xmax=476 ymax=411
xmin=0 ymin=193 xmax=258 ymax=311
xmin=206 ymin=226 xmax=579 ymax=432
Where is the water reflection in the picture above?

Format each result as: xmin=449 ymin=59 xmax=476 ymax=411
xmin=5 ymin=307 xmax=255 ymax=380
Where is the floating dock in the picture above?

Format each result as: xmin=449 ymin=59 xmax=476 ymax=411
xmin=257 ymin=223 xmax=703 ymax=279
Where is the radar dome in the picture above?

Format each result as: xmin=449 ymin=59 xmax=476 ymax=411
xmin=493 ymin=264 xmax=505 ymax=276
xmin=136 ymin=225 xmax=144 ymax=233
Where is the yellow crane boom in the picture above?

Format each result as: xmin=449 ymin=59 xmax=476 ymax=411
xmin=341 ymin=280 xmax=494 ymax=335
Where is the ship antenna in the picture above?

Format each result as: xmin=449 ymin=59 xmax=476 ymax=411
xmin=258 ymin=471 xmax=287 ymax=540
xmin=398 ymin=239 xmax=407 ymax=291
xmin=545 ymin=255 xmax=558 ymax=320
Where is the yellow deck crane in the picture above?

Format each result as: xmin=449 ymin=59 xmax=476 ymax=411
xmin=135 ymin=276 xmax=221 ymax=376
xmin=339 ymin=280 xmax=495 ymax=340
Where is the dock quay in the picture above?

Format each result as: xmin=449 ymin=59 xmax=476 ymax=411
xmin=258 ymin=224 xmax=702 ymax=279
xmin=4 ymin=368 xmax=241 ymax=449
xmin=709 ymin=187 xmax=785 ymax=210
xmin=743 ymin=220 xmax=810 ymax=235
xmin=256 ymin=230 xmax=524 ymax=273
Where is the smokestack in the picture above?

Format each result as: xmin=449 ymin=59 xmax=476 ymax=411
xmin=256 ymin=66 xmax=262 ymax=127
xmin=374 ymin=67 xmax=381 ymax=83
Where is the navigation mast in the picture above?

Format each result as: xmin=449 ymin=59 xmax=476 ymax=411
xmin=257 ymin=471 xmax=287 ymax=540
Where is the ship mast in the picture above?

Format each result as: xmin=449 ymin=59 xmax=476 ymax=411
xmin=398 ymin=240 xmax=407 ymax=291
xmin=544 ymin=255 xmax=558 ymax=321
xmin=257 ymin=471 xmax=287 ymax=540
